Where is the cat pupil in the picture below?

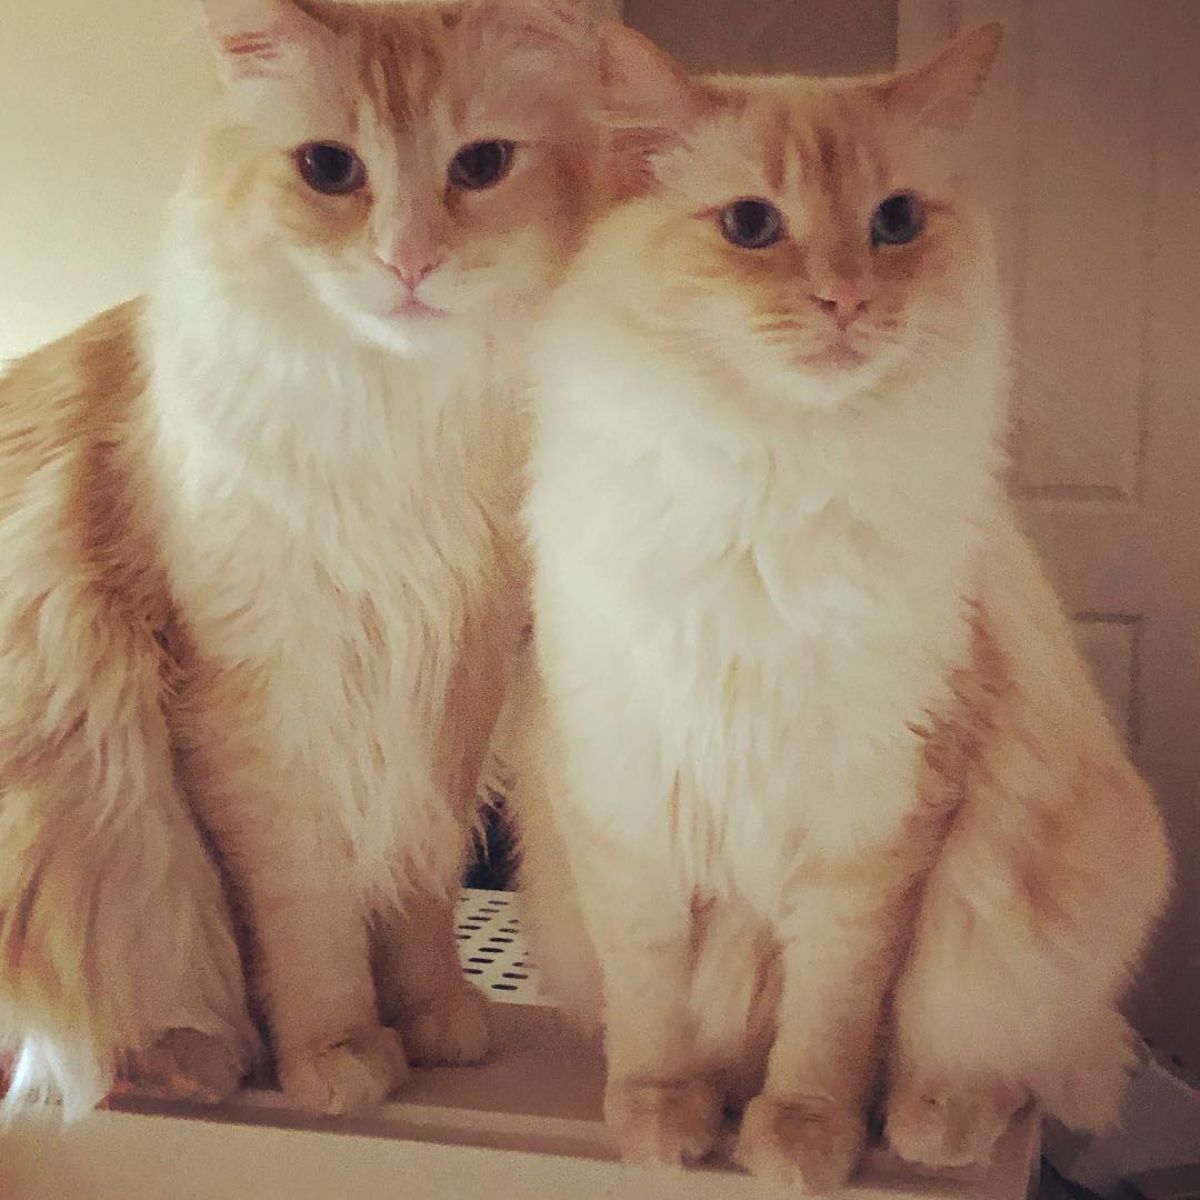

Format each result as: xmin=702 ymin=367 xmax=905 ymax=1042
xmin=718 ymin=199 xmax=785 ymax=250
xmin=870 ymin=191 xmax=924 ymax=246
xmin=448 ymin=140 xmax=516 ymax=191
xmin=295 ymin=142 xmax=366 ymax=196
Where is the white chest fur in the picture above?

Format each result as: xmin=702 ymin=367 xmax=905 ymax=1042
xmin=145 ymin=287 xmax=518 ymax=891
xmin=529 ymin=334 xmax=1003 ymax=909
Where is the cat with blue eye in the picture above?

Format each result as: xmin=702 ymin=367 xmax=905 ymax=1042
xmin=513 ymin=21 xmax=1169 ymax=1190
xmin=0 ymin=0 xmax=604 ymax=1118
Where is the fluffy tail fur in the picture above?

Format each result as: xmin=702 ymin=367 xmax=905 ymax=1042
xmin=0 ymin=308 xmax=256 ymax=1119
xmin=0 ymin=605 xmax=257 ymax=1119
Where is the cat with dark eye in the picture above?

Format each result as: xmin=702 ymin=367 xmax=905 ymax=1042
xmin=448 ymin=139 xmax=516 ymax=190
xmin=515 ymin=18 xmax=1167 ymax=1197
xmin=871 ymin=192 xmax=924 ymax=245
xmin=718 ymin=198 xmax=785 ymax=249
xmin=0 ymin=0 xmax=603 ymax=1124
xmin=715 ymin=192 xmax=926 ymax=252
xmin=294 ymin=137 xmax=517 ymax=197
xmin=296 ymin=141 xmax=366 ymax=195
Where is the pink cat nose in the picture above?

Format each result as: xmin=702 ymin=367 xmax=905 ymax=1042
xmin=385 ymin=247 xmax=444 ymax=292
xmin=811 ymin=280 xmax=872 ymax=329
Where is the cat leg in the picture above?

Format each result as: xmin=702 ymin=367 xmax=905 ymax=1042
xmin=369 ymin=592 xmax=524 ymax=1065
xmin=0 ymin=612 xmax=255 ymax=1119
xmin=228 ymin=814 xmax=409 ymax=1116
xmin=884 ymin=846 xmax=1034 ymax=1169
xmin=504 ymin=637 xmax=605 ymax=1030
xmin=572 ymin=851 xmax=722 ymax=1168
xmin=734 ymin=861 xmax=910 ymax=1193
xmin=372 ymin=890 xmax=489 ymax=1067
xmin=885 ymin=1063 xmax=1027 ymax=1170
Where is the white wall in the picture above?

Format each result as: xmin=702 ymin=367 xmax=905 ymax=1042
xmin=0 ymin=1 xmax=214 ymax=364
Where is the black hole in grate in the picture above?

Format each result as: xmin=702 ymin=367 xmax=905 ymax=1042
xmin=464 ymin=967 xmax=483 ymax=976
xmin=491 ymin=983 xmax=518 ymax=992
xmin=501 ymin=971 xmax=528 ymax=980
xmin=486 ymin=936 xmax=515 ymax=945
xmin=467 ymin=956 xmax=495 ymax=965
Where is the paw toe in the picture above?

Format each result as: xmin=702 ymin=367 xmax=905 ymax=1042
xmin=886 ymin=1078 xmax=1024 ymax=1168
xmin=606 ymin=1078 xmax=723 ymax=1167
xmin=734 ymin=1093 xmax=865 ymax=1192
xmin=278 ymin=1025 xmax=410 ymax=1116
xmin=396 ymin=988 xmax=491 ymax=1066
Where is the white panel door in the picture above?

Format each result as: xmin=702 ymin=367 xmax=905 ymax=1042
xmin=899 ymin=0 xmax=1200 ymax=1072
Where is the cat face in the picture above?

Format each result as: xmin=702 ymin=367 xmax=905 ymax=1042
xmin=592 ymin=25 xmax=1002 ymax=408
xmin=196 ymin=0 xmax=598 ymax=355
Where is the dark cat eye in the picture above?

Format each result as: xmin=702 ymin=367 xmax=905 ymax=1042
xmin=717 ymin=199 xmax=785 ymax=250
xmin=870 ymin=191 xmax=925 ymax=246
xmin=448 ymin=140 xmax=516 ymax=191
xmin=295 ymin=142 xmax=367 ymax=196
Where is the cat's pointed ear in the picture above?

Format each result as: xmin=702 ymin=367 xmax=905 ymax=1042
xmin=198 ymin=0 xmax=334 ymax=85
xmin=599 ymin=23 xmax=706 ymax=141
xmin=879 ymin=23 xmax=1003 ymax=130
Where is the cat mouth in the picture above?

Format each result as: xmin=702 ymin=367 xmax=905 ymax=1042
xmin=800 ymin=338 xmax=868 ymax=369
xmin=392 ymin=297 xmax=447 ymax=320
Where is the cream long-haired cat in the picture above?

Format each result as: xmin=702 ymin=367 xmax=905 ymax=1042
xmin=0 ymin=0 xmax=600 ymax=1118
xmin=514 ymin=23 xmax=1171 ymax=1189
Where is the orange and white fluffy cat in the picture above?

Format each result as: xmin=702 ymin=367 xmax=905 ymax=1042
xmin=0 ymin=0 xmax=599 ymax=1118
xmin=514 ymin=23 xmax=1171 ymax=1189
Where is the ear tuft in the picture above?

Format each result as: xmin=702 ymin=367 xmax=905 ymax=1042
xmin=881 ymin=22 xmax=1003 ymax=130
xmin=599 ymin=23 xmax=702 ymax=131
xmin=199 ymin=0 xmax=333 ymax=84
xmin=598 ymin=23 xmax=707 ymax=189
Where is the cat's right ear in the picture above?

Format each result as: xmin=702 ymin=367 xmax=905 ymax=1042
xmin=879 ymin=23 xmax=1003 ymax=130
xmin=199 ymin=0 xmax=334 ymax=87
xmin=598 ymin=24 xmax=706 ymax=179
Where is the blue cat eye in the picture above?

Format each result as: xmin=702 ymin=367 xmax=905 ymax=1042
xmin=870 ymin=191 xmax=925 ymax=246
xmin=718 ymin=199 xmax=785 ymax=249
xmin=295 ymin=141 xmax=367 ymax=196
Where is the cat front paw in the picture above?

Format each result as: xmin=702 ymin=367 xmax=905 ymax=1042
xmin=604 ymin=1077 xmax=723 ymax=1167
xmin=111 ymin=1026 xmax=249 ymax=1105
xmin=393 ymin=985 xmax=491 ymax=1066
xmin=885 ymin=1075 xmax=1025 ymax=1168
xmin=277 ymin=1024 xmax=410 ymax=1116
xmin=734 ymin=1093 xmax=865 ymax=1192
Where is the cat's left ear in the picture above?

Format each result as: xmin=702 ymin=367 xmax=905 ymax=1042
xmin=199 ymin=0 xmax=336 ymax=87
xmin=878 ymin=23 xmax=1003 ymax=130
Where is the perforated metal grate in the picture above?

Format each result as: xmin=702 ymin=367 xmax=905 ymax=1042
xmin=455 ymin=888 xmax=550 ymax=1006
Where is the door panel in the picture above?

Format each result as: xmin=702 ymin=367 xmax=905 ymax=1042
xmin=901 ymin=0 xmax=1200 ymax=1072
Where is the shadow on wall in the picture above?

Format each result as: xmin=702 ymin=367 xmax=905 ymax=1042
xmin=623 ymin=0 xmax=898 ymax=76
